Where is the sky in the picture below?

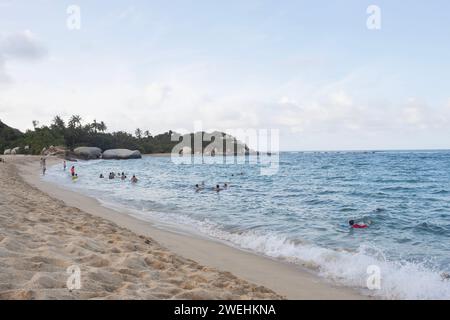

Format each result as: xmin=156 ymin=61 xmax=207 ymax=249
xmin=0 ymin=0 xmax=449 ymax=151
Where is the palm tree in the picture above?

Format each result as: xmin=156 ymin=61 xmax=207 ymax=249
xmin=52 ymin=116 xmax=65 ymax=130
xmin=68 ymin=115 xmax=82 ymax=129
xmin=92 ymin=119 xmax=99 ymax=133
xmin=98 ymin=121 xmax=107 ymax=133
xmin=144 ymin=130 xmax=151 ymax=138
xmin=135 ymin=128 xmax=142 ymax=139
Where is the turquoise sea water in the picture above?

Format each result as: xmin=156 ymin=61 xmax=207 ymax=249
xmin=45 ymin=151 xmax=450 ymax=299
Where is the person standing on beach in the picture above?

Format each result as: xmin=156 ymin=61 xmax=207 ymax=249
xmin=70 ymin=166 xmax=75 ymax=177
xmin=63 ymin=160 xmax=67 ymax=171
xmin=41 ymin=158 xmax=47 ymax=175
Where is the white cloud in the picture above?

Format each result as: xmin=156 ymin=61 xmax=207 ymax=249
xmin=402 ymin=99 xmax=425 ymax=127
xmin=0 ymin=30 xmax=449 ymax=151
xmin=0 ymin=30 xmax=47 ymax=60
xmin=0 ymin=30 xmax=47 ymax=83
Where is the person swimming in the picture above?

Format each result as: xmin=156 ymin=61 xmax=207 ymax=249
xmin=349 ymin=220 xmax=370 ymax=229
xmin=131 ymin=175 xmax=138 ymax=183
xmin=195 ymin=184 xmax=204 ymax=192
xmin=70 ymin=166 xmax=75 ymax=177
xmin=109 ymin=172 xmax=115 ymax=179
xmin=99 ymin=174 xmax=104 ymax=178
xmin=223 ymin=183 xmax=229 ymax=189
xmin=213 ymin=184 xmax=223 ymax=192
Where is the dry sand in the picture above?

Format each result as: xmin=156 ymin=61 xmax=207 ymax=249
xmin=0 ymin=155 xmax=366 ymax=300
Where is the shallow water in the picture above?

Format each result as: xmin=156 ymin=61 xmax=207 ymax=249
xmin=45 ymin=151 xmax=450 ymax=299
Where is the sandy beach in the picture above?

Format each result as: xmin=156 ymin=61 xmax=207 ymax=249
xmin=0 ymin=155 xmax=365 ymax=300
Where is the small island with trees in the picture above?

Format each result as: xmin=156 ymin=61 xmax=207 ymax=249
xmin=1 ymin=116 xmax=250 ymax=159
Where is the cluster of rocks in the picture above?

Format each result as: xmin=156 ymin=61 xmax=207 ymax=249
xmin=3 ymin=146 xmax=29 ymax=155
xmin=3 ymin=145 xmax=142 ymax=161
xmin=73 ymin=147 xmax=142 ymax=160
xmin=42 ymin=146 xmax=66 ymax=157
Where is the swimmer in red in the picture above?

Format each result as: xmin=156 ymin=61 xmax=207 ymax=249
xmin=70 ymin=166 xmax=75 ymax=177
xmin=349 ymin=220 xmax=369 ymax=229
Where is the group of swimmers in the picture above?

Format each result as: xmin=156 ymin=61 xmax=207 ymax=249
xmin=69 ymin=165 xmax=78 ymax=180
xmin=195 ymin=182 xmax=229 ymax=192
xmin=194 ymin=172 xmax=244 ymax=193
xmin=100 ymin=172 xmax=138 ymax=183
xmin=64 ymin=162 xmax=137 ymax=183
xmin=60 ymin=161 xmax=370 ymax=229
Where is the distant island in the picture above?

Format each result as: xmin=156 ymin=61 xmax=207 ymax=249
xmin=0 ymin=116 xmax=249 ymax=157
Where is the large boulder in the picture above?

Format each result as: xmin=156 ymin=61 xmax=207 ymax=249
xmin=3 ymin=149 xmax=11 ymax=155
xmin=11 ymin=147 xmax=20 ymax=155
xmin=74 ymin=147 xmax=102 ymax=160
xmin=102 ymin=149 xmax=142 ymax=160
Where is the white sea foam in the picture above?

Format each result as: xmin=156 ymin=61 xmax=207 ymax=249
xmin=96 ymin=200 xmax=450 ymax=300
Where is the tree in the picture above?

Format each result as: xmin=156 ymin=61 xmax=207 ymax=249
xmin=98 ymin=121 xmax=107 ymax=133
xmin=52 ymin=116 xmax=65 ymax=129
xmin=91 ymin=119 xmax=99 ymax=133
xmin=68 ymin=115 xmax=82 ymax=129
xmin=1 ymin=115 xmax=246 ymax=156
xmin=135 ymin=128 xmax=142 ymax=139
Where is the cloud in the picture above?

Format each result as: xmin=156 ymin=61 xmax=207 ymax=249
xmin=0 ymin=30 xmax=47 ymax=83
xmin=0 ymin=30 xmax=47 ymax=60
xmin=402 ymin=99 xmax=426 ymax=127
xmin=1 ymin=45 xmax=449 ymax=151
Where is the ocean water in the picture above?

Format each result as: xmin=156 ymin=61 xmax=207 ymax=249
xmin=45 ymin=151 xmax=450 ymax=299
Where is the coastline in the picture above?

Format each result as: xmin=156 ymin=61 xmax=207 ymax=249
xmin=7 ymin=155 xmax=367 ymax=299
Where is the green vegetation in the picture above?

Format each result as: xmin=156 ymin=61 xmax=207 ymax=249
xmin=1 ymin=116 xmax=248 ymax=155
xmin=0 ymin=120 xmax=24 ymax=153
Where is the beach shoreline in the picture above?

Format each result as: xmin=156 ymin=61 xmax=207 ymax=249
xmin=3 ymin=155 xmax=367 ymax=299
